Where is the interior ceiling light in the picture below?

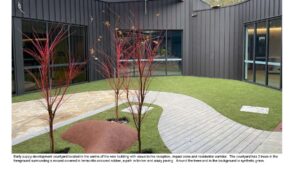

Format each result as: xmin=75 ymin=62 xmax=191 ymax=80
xmin=247 ymin=27 xmax=282 ymax=34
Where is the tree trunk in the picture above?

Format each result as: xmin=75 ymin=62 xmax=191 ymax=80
xmin=49 ymin=118 xmax=55 ymax=153
xmin=115 ymin=90 xmax=119 ymax=120
xmin=138 ymin=126 xmax=141 ymax=153
xmin=138 ymin=104 xmax=142 ymax=153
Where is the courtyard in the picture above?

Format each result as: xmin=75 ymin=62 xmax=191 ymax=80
xmin=12 ymin=76 xmax=282 ymax=153
xmin=10 ymin=0 xmax=283 ymax=155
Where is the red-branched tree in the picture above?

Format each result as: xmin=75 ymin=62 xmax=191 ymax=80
xmin=123 ymin=28 xmax=163 ymax=153
xmin=23 ymin=26 xmax=83 ymax=153
xmin=97 ymin=28 xmax=132 ymax=121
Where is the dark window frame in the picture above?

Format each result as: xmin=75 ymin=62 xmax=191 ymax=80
xmin=243 ymin=16 xmax=282 ymax=90
xmin=119 ymin=29 xmax=183 ymax=77
xmin=21 ymin=18 xmax=88 ymax=92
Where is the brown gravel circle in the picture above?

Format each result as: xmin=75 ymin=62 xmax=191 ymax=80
xmin=61 ymin=120 xmax=137 ymax=153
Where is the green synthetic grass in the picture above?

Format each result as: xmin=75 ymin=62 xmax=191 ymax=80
xmin=12 ymin=104 xmax=170 ymax=153
xmin=12 ymin=76 xmax=282 ymax=131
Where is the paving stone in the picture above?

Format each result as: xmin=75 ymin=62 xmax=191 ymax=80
xmin=121 ymin=105 xmax=153 ymax=114
xmin=240 ymin=105 xmax=269 ymax=114
xmin=229 ymin=129 xmax=263 ymax=153
xmin=12 ymin=90 xmax=126 ymax=142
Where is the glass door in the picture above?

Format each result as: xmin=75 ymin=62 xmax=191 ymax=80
xmin=255 ymin=22 xmax=267 ymax=85
xmin=243 ymin=17 xmax=282 ymax=89
xmin=267 ymin=19 xmax=282 ymax=88
xmin=244 ymin=24 xmax=254 ymax=82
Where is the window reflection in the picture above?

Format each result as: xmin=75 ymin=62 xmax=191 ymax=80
xmin=268 ymin=19 xmax=282 ymax=88
xmin=121 ymin=30 xmax=183 ymax=77
xmin=255 ymin=22 xmax=267 ymax=85
xmin=244 ymin=18 xmax=282 ymax=89
xmin=70 ymin=26 xmax=86 ymax=62
xmin=22 ymin=20 xmax=87 ymax=92
xmin=50 ymin=24 xmax=69 ymax=64
xmin=244 ymin=24 xmax=254 ymax=82
xmin=22 ymin=20 xmax=46 ymax=66
xmin=166 ymin=31 xmax=182 ymax=76
xmin=24 ymin=68 xmax=40 ymax=91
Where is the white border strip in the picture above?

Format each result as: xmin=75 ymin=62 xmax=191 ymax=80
xmin=120 ymin=58 xmax=182 ymax=62
xmin=244 ymin=60 xmax=281 ymax=66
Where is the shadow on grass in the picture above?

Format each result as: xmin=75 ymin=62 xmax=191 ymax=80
xmin=106 ymin=116 xmax=130 ymax=124
xmin=129 ymin=148 xmax=153 ymax=154
xmin=41 ymin=147 xmax=70 ymax=154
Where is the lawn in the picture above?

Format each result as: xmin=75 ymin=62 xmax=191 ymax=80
xmin=12 ymin=104 xmax=170 ymax=153
xmin=12 ymin=76 xmax=282 ymax=131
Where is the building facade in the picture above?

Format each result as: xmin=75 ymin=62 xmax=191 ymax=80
xmin=12 ymin=0 xmax=282 ymax=95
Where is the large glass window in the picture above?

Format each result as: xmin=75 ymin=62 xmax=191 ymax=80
xmin=268 ymin=19 xmax=282 ymax=88
xmin=70 ymin=26 xmax=86 ymax=62
xmin=122 ymin=30 xmax=182 ymax=77
xmin=24 ymin=68 xmax=40 ymax=91
xmin=50 ymin=23 xmax=69 ymax=64
xmin=147 ymin=31 xmax=167 ymax=76
xmin=255 ymin=22 xmax=267 ymax=85
xmin=166 ymin=31 xmax=182 ymax=76
xmin=243 ymin=17 xmax=282 ymax=89
xmin=22 ymin=20 xmax=87 ymax=92
xmin=244 ymin=24 xmax=254 ymax=82
xmin=23 ymin=20 xmax=46 ymax=67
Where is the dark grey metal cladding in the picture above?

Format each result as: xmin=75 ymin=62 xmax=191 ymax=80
xmin=11 ymin=0 xmax=283 ymax=95
xmin=12 ymin=1 xmax=107 ymax=34
xmin=189 ymin=0 xmax=282 ymax=80
xmin=108 ymin=0 xmax=185 ymax=30
xmin=12 ymin=0 xmax=16 ymax=16
xmin=12 ymin=18 xmax=25 ymax=94
xmin=182 ymin=0 xmax=192 ymax=75
xmin=107 ymin=0 xmax=192 ymax=76
xmin=12 ymin=0 xmax=109 ymax=95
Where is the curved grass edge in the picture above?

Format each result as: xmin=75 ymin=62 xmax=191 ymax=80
xmin=12 ymin=103 xmax=170 ymax=154
xmin=12 ymin=76 xmax=282 ymax=131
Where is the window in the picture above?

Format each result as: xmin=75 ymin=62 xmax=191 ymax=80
xmin=243 ymin=17 xmax=282 ymax=89
xmin=255 ymin=22 xmax=267 ymax=85
xmin=244 ymin=24 xmax=254 ymax=82
xmin=22 ymin=20 xmax=46 ymax=67
xmin=50 ymin=23 xmax=69 ymax=64
xmin=268 ymin=19 xmax=282 ymax=88
xmin=122 ymin=30 xmax=183 ymax=77
xmin=22 ymin=20 xmax=87 ymax=92
xmin=166 ymin=31 xmax=182 ymax=76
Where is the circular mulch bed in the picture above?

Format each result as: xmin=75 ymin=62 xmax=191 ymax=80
xmin=61 ymin=120 xmax=137 ymax=153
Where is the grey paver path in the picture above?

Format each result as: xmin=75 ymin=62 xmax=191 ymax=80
xmin=12 ymin=91 xmax=281 ymax=153
xmin=143 ymin=91 xmax=281 ymax=154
